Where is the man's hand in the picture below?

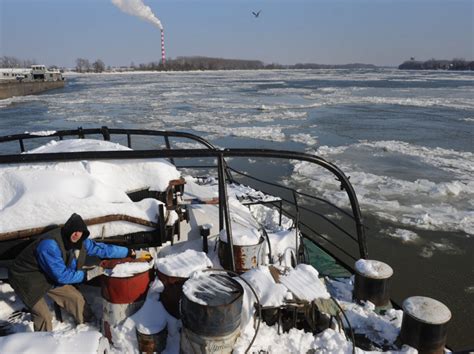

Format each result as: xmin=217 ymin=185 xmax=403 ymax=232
xmin=127 ymin=249 xmax=136 ymax=259
xmin=86 ymin=266 xmax=104 ymax=281
xmin=136 ymin=250 xmax=152 ymax=261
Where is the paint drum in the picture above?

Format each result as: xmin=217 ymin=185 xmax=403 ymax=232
xmin=100 ymin=258 xmax=154 ymax=304
xmin=180 ymin=326 xmax=240 ymax=354
xmin=353 ymin=259 xmax=393 ymax=307
xmin=400 ymin=296 xmax=451 ymax=354
xmin=136 ymin=327 xmax=168 ymax=354
xmin=156 ymin=270 xmax=188 ymax=319
xmin=100 ymin=258 xmax=154 ymax=342
xmin=218 ymin=237 xmax=265 ymax=274
xmin=102 ymin=299 xmax=145 ymax=343
xmin=181 ymin=273 xmax=244 ymax=337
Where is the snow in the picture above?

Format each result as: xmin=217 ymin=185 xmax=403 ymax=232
xmin=0 ymin=139 xmax=180 ymax=236
xmin=0 ymin=138 xmax=422 ymax=354
xmin=182 ymin=271 xmax=238 ymax=306
xmin=403 ymin=296 xmax=451 ymax=324
xmin=0 ymin=330 xmax=110 ymax=354
xmin=355 ymin=259 xmax=393 ymax=279
xmin=239 ymin=267 xmax=291 ymax=307
xmin=103 ymin=261 xmax=153 ymax=278
xmin=155 ymin=249 xmax=212 ymax=278
xmin=279 ymin=264 xmax=331 ymax=301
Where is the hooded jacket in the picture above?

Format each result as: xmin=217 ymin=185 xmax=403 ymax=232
xmin=9 ymin=214 xmax=128 ymax=309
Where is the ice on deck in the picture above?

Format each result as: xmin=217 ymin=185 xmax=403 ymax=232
xmin=155 ymin=249 xmax=212 ymax=278
xmin=0 ymin=139 xmax=180 ymax=236
xmin=279 ymin=264 xmax=330 ymax=301
xmin=103 ymin=261 xmax=153 ymax=278
xmin=0 ymin=330 xmax=109 ymax=354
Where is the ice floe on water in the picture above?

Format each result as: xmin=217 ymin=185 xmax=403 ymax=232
xmin=383 ymin=228 xmax=420 ymax=243
xmin=289 ymin=140 xmax=474 ymax=235
xmin=420 ymin=239 xmax=463 ymax=258
xmin=289 ymin=133 xmax=318 ymax=146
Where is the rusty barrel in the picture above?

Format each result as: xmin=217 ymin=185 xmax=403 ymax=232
xmin=155 ymin=249 xmax=213 ymax=319
xmin=100 ymin=257 xmax=154 ymax=342
xmin=400 ymin=296 xmax=451 ymax=354
xmin=136 ymin=327 xmax=168 ymax=354
xmin=218 ymin=237 xmax=265 ymax=274
xmin=180 ymin=273 xmax=244 ymax=353
xmin=353 ymin=259 xmax=393 ymax=307
xmin=156 ymin=269 xmax=188 ymax=319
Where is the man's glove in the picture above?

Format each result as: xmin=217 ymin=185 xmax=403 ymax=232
xmin=135 ymin=250 xmax=152 ymax=261
xmin=127 ymin=249 xmax=136 ymax=259
xmin=86 ymin=266 xmax=104 ymax=281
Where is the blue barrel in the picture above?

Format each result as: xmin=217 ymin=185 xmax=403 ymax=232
xmin=181 ymin=273 xmax=243 ymax=337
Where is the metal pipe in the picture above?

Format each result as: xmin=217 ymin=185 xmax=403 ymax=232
xmin=164 ymin=135 xmax=175 ymax=165
xmin=218 ymin=154 xmax=235 ymax=272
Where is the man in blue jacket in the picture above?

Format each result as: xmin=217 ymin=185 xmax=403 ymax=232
xmin=9 ymin=213 xmax=135 ymax=331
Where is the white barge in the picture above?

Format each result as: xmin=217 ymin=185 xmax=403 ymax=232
xmin=0 ymin=65 xmax=65 ymax=100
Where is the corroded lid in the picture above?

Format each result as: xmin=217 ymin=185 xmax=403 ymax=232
xmin=403 ymin=296 xmax=451 ymax=325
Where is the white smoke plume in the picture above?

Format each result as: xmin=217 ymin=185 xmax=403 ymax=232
xmin=111 ymin=0 xmax=163 ymax=30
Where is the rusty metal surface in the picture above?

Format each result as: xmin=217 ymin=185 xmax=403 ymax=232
xmin=181 ymin=274 xmax=243 ymax=337
xmin=136 ymin=327 xmax=168 ymax=354
xmin=157 ymin=270 xmax=188 ymax=319
xmin=218 ymin=237 xmax=265 ymax=274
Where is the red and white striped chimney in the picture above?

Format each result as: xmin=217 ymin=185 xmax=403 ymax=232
xmin=161 ymin=29 xmax=166 ymax=66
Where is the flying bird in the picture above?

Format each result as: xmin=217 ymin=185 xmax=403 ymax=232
xmin=252 ymin=10 xmax=261 ymax=18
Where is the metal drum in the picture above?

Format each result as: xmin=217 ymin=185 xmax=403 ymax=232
xmin=180 ymin=273 xmax=244 ymax=354
xmin=100 ymin=257 xmax=154 ymax=342
xmin=218 ymin=237 xmax=265 ymax=274
xmin=156 ymin=270 xmax=188 ymax=319
xmin=136 ymin=327 xmax=168 ymax=354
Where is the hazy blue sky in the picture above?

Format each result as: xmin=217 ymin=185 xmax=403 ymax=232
xmin=1 ymin=0 xmax=472 ymax=67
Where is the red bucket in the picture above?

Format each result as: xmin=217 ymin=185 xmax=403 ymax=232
xmin=100 ymin=257 xmax=155 ymax=304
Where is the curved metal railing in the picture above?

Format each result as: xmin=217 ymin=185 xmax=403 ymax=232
xmin=0 ymin=127 xmax=368 ymax=269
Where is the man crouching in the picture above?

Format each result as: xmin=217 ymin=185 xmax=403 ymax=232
xmin=8 ymin=213 xmax=135 ymax=331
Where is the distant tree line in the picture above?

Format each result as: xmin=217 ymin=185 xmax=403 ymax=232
xmin=0 ymin=56 xmax=37 ymax=68
xmin=75 ymin=58 xmax=106 ymax=73
xmin=292 ymin=63 xmax=377 ymax=69
xmin=399 ymin=58 xmax=474 ymax=71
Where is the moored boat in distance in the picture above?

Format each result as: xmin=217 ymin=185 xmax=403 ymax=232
xmin=0 ymin=65 xmax=65 ymax=100
xmin=0 ymin=127 xmax=454 ymax=353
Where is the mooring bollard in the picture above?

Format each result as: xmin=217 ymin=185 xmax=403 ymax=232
xmin=353 ymin=259 xmax=393 ymax=307
xmin=400 ymin=296 xmax=451 ymax=354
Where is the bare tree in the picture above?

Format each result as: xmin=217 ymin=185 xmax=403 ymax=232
xmin=75 ymin=58 xmax=90 ymax=73
xmin=0 ymin=56 xmax=37 ymax=68
xmin=92 ymin=59 xmax=105 ymax=73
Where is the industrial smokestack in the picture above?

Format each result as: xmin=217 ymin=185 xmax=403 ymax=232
xmin=111 ymin=0 xmax=166 ymax=65
xmin=161 ymin=30 xmax=166 ymax=65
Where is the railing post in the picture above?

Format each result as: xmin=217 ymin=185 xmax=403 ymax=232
xmin=100 ymin=126 xmax=110 ymax=141
xmin=218 ymin=153 xmax=235 ymax=272
xmin=164 ymin=135 xmax=175 ymax=165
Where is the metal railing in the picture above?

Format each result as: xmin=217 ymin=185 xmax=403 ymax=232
xmin=0 ymin=127 xmax=368 ymax=269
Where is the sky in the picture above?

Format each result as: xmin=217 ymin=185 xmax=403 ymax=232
xmin=0 ymin=0 xmax=472 ymax=68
